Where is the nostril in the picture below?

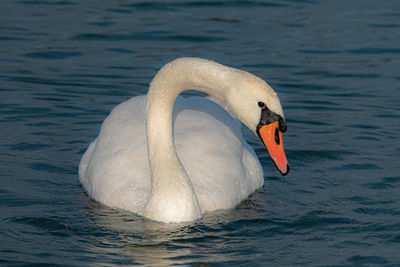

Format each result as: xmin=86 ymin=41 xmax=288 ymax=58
xmin=274 ymin=127 xmax=280 ymax=145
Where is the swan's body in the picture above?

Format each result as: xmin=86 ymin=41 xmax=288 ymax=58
xmin=79 ymin=58 xmax=289 ymax=223
xmin=79 ymin=95 xmax=263 ymax=215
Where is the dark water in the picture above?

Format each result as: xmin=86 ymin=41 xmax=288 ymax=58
xmin=1 ymin=0 xmax=400 ymax=266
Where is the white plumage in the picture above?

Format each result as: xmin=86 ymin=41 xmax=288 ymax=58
xmin=79 ymin=95 xmax=263 ymax=214
xmin=79 ymin=58 xmax=287 ymax=223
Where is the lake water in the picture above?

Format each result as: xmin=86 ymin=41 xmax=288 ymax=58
xmin=1 ymin=0 xmax=400 ymax=266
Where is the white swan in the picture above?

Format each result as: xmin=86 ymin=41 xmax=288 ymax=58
xmin=79 ymin=58 xmax=289 ymax=223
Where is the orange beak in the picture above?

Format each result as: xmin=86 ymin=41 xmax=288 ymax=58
xmin=258 ymin=121 xmax=289 ymax=176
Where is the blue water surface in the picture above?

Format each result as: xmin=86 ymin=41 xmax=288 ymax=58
xmin=1 ymin=0 xmax=400 ymax=266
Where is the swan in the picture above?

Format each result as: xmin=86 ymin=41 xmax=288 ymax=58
xmin=79 ymin=57 xmax=289 ymax=223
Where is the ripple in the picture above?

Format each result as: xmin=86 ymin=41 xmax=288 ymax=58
xmin=341 ymin=163 xmax=381 ymax=170
xmin=286 ymin=118 xmax=331 ymax=126
xmin=288 ymin=149 xmax=354 ymax=162
xmin=24 ymin=51 xmax=82 ymax=59
xmin=184 ymin=1 xmax=287 ymax=8
xmin=347 ymin=255 xmax=389 ymax=265
xmin=382 ymin=176 xmax=400 ymax=184
xmin=0 ymin=36 xmax=29 ymax=41
xmin=107 ymin=48 xmax=135 ymax=54
xmin=349 ymin=124 xmax=380 ymax=130
xmin=347 ymin=196 xmax=396 ymax=206
xmin=374 ymin=113 xmax=400 ymax=119
xmin=371 ymin=23 xmax=400 ymax=28
xmin=166 ymin=34 xmax=228 ymax=42
xmin=71 ymin=32 xmax=227 ymax=43
xmin=71 ymin=33 xmax=152 ymax=41
xmin=29 ymin=162 xmax=75 ymax=175
xmin=353 ymin=207 xmax=400 ymax=216
xmin=242 ymin=63 xmax=299 ymax=69
xmin=18 ymin=0 xmax=74 ymax=5
xmin=293 ymin=70 xmax=381 ymax=79
xmin=347 ymin=48 xmax=400 ymax=54
xmin=389 ymin=235 xmax=400 ymax=243
xmin=10 ymin=142 xmax=50 ymax=151
xmin=277 ymin=82 xmax=338 ymax=91
xmin=281 ymin=211 xmax=357 ymax=233
xmin=123 ymin=1 xmax=288 ymax=9
xmin=362 ymin=182 xmax=394 ymax=190
xmin=210 ymin=17 xmax=240 ymax=23
xmin=119 ymin=2 xmax=177 ymax=11
xmin=298 ymin=49 xmax=340 ymax=54
xmin=12 ymin=216 xmax=72 ymax=237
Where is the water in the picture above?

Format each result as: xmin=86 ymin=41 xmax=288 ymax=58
xmin=1 ymin=0 xmax=399 ymax=265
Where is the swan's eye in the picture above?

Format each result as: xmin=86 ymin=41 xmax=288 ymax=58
xmin=274 ymin=127 xmax=280 ymax=145
xmin=258 ymin=101 xmax=265 ymax=108
xmin=279 ymin=118 xmax=287 ymax=133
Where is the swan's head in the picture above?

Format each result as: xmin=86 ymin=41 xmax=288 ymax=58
xmin=225 ymin=70 xmax=289 ymax=176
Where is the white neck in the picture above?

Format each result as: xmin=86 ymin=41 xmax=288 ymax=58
xmin=144 ymin=58 xmax=234 ymax=222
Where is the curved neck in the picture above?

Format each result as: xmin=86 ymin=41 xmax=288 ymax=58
xmin=146 ymin=58 xmax=232 ymax=160
xmin=144 ymin=58 xmax=233 ymax=222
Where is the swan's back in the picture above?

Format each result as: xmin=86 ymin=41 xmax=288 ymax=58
xmin=79 ymin=95 xmax=263 ymax=216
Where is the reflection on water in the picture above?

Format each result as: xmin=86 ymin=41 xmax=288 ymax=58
xmin=79 ymin=190 xmax=270 ymax=265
